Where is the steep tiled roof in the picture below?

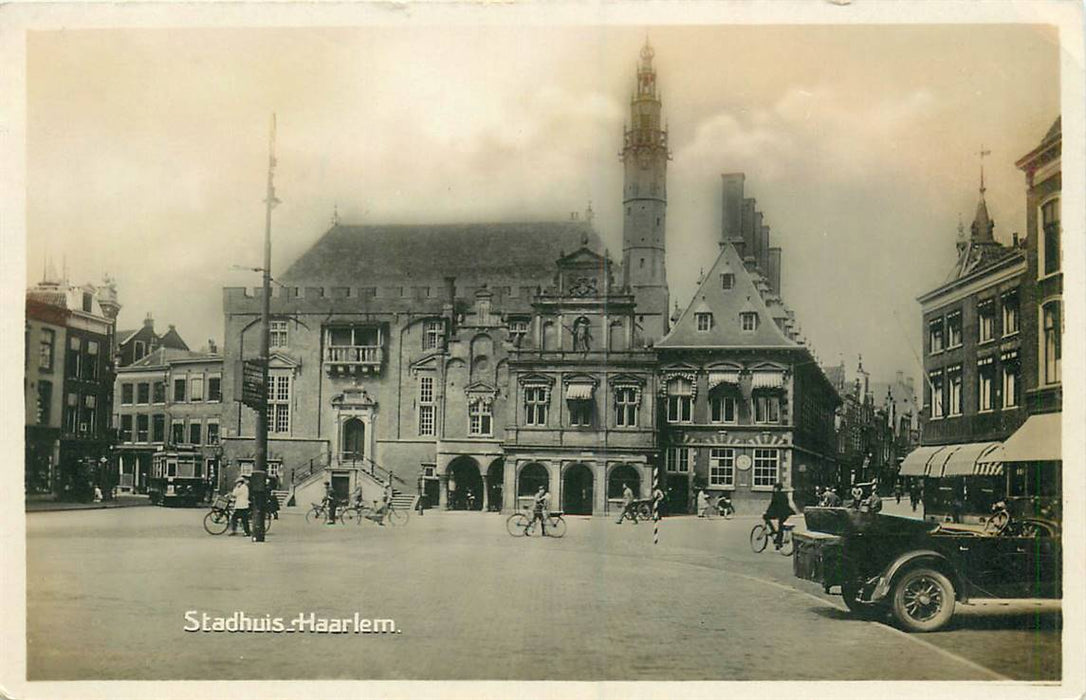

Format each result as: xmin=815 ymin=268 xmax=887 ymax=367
xmin=125 ymin=347 xmax=217 ymax=369
xmin=159 ymin=327 xmax=190 ymax=351
xmin=281 ymin=221 xmax=605 ymax=286
xmin=657 ymin=242 xmax=796 ymax=349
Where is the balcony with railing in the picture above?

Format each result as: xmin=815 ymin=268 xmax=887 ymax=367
xmin=324 ymin=325 xmax=385 ymax=376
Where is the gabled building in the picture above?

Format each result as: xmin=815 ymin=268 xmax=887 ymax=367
xmin=655 ymin=176 xmax=839 ymax=513
xmin=116 ymin=314 xmax=189 ymax=368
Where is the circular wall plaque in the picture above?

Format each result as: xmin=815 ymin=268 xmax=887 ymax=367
xmin=736 ymin=454 xmax=752 ymax=471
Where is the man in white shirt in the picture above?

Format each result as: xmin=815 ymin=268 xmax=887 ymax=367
xmin=229 ymin=477 xmax=251 ymax=536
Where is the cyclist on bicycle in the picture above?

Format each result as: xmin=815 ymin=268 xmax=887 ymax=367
xmin=531 ymin=485 xmax=550 ymax=535
xmin=322 ymin=481 xmax=338 ymax=525
xmin=763 ymin=482 xmax=794 ymax=549
xmin=370 ymin=479 xmax=394 ymax=526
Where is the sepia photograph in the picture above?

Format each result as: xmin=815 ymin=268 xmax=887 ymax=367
xmin=3 ymin=2 xmax=1083 ymax=699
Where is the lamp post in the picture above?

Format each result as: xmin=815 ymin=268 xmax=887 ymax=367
xmin=252 ymin=113 xmax=279 ymax=543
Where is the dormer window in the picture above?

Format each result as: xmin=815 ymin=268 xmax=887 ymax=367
xmin=695 ymin=312 xmax=713 ymax=332
xmin=423 ymin=320 xmax=444 ymax=351
xmin=507 ymin=318 xmax=529 ymax=347
xmin=721 ymin=273 xmax=735 ymax=290
xmin=740 ymin=312 xmax=759 ymax=332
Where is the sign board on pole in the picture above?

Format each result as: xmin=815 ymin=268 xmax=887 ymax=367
xmin=241 ymin=358 xmax=266 ymax=409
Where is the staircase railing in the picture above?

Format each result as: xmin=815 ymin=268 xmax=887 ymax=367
xmin=338 ymin=455 xmax=410 ymax=488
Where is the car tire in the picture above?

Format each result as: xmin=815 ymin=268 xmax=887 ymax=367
xmin=891 ymin=567 xmax=955 ymax=633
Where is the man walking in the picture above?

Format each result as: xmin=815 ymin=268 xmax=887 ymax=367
xmin=229 ymin=476 xmax=251 ymax=537
xmin=616 ymin=482 xmax=636 ymax=524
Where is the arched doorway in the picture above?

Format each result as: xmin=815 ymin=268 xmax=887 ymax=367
xmin=487 ymin=459 xmax=504 ymax=512
xmin=342 ymin=418 xmax=365 ymax=464
xmin=518 ymin=462 xmax=549 ymax=510
xmin=608 ymin=464 xmax=641 ymax=509
xmin=447 ymin=456 xmax=483 ymax=511
xmin=562 ymin=463 xmax=594 ymax=515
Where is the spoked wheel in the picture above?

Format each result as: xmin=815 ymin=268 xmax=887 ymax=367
xmin=891 ymin=568 xmax=955 ymax=632
xmin=637 ymin=503 xmax=653 ymax=520
xmin=263 ymin=512 xmax=273 ymax=534
xmin=983 ymin=510 xmax=1010 ymax=534
xmin=547 ymin=516 xmax=567 ymax=538
xmin=203 ymin=509 xmax=230 ymax=535
xmin=778 ymin=529 xmax=795 ymax=556
xmin=305 ymin=506 xmax=323 ymax=524
xmin=341 ymin=508 xmax=361 ymax=524
xmin=506 ymin=513 xmax=530 ymax=537
xmin=387 ymin=508 xmax=408 ymax=527
xmin=750 ymin=524 xmax=769 ymax=553
xmin=722 ymin=505 xmax=735 ymax=520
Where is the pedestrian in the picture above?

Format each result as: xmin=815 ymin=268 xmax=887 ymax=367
xmin=848 ymin=486 xmax=864 ymax=510
xmin=862 ymin=488 xmax=883 ymax=514
xmin=894 ymin=482 xmax=903 ymax=505
xmin=531 ymin=485 xmax=550 ymax=535
xmin=909 ymin=482 xmax=919 ymax=512
xmin=93 ymin=484 xmax=103 ymax=503
xmin=616 ymin=482 xmax=636 ymax=524
xmin=696 ymin=489 xmax=709 ymax=518
xmin=323 ymin=481 xmax=337 ymax=525
xmin=229 ymin=477 xmax=251 ymax=536
xmin=819 ymin=487 xmax=842 ymax=508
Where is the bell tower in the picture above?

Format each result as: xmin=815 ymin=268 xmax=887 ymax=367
xmin=621 ymin=38 xmax=670 ymax=344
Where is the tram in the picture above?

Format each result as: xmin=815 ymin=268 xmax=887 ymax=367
xmin=148 ymin=449 xmax=213 ymax=506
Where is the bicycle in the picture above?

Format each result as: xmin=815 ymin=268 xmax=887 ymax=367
xmin=306 ymin=497 xmax=342 ymax=524
xmin=340 ymin=499 xmax=409 ymax=527
xmin=750 ymin=520 xmax=793 ymax=555
xmin=203 ymin=496 xmax=272 ymax=536
xmin=706 ymin=496 xmax=735 ymax=520
xmin=506 ymin=509 xmax=567 ymax=538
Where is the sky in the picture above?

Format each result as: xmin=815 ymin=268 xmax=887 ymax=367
xmin=24 ymin=23 xmax=1060 ymax=383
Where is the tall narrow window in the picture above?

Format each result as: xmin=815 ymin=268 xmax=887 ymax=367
xmin=928 ymin=318 xmax=945 ymax=353
xmin=64 ymin=393 xmax=78 ymax=434
xmin=754 ymin=393 xmax=781 ymax=424
xmin=37 ymin=380 xmax=53 ymax=425
xmin=929 ymin=371 xmax=945 ymax=419
xmin=695 ymin=312 xmax=713 ymax=332
xmin=171 ymin=421 xmax=185 ymax=445
xmin=270 ymin=320 xmax=289 ymax=348
xmin=666 ymin=377 xmax=693 ymax=423
xmin=666 ymin=448 xmax=691 ymax=474
xmin=423 ymin=320 xmax=444 ymax=350
xmin=615 ymin=386 xmax=639 ymax=427
xmin=709 ymin=448 xmax=735 ymax=488
xmin=977 ymin=358 xmax=995 ymax=412
xmin=137 ymin=382 xmax=150 ymax=405
xmin=507 ymin=319 xmax=529 ymax=347
xmin=977 ymin=300 xmax=995 ymax=343
xmin=721 ymin=273 xmax=735 ymax=290
xmin=190 ymin=376 xmax=204 ymax=402
xmin=418 ymin=376 xmax=435 ymax=436
xmin=68 ymin=336 xmax=82 ymax=379
xmin=152 ymin=381 xmax=166 ymax=404
xmin=268 ymin=372 xmax=291 ymax=433
xmin=524 ymin=386 xmax=549 ymax=426
xmin=39 ymin=328 xmax=55 ymax=371
xmin=469 ymin=399 xmax=493 ymax=436
xmin=121 ymin=383 xmax=134 ymax=405
xmin=946 ymin=311 xmax=962 ymax=348
xmin=152 ymin=414 xmax=166 ymax=442
xmin=752 ymin=449 xmax=780 ymax=488
xmin=173 ymin=378 xmax=186 ymax=402
xmin=1001 ymin=291 xmax=1019 ymax=336
xmin=207 ymin=376 xmax=222 ymax=402
xmin=1043 ymin=301 xmax=1061 ymax=384
xmin=1002 ymin=352 xmax=1020 ymax=408
xmin=740 ymin=312 xmax=759 ymax=332
xmin=710 ymin=392 xmax=738 ymax=424
xmin=1042 ymin=198 xmax=1060 ymax=275
xmin=136 ymin=414 xmax=149 ymax=443
xmin=947 ymin=365 xmax=962 ymax=416
xmin=85 ymin=340 xmax=99 ymax=380
xmin=207 ymin=421 xmax=220 ymax=445
xmin=189 ymin=422 xmax=202 ymax=446
xmin=119 ymin=414 xmax=133 ymax=442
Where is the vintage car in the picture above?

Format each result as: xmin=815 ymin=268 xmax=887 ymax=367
xmin=793 ymin=507 xmax=1061 ymax=632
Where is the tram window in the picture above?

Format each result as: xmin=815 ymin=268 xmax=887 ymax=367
xmin=166 ymin=459 xmax=177 ymax=477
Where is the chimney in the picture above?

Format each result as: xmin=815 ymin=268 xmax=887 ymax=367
xmin=758 ymin=223 xmax=770 ymax=277
xmin=721 ymin=173 xmax=746 ymax=252
xmin=143 ymin=312 xmax=154 ymax=330
xmin=741 ymin=198 xmax=757 ymax=261
xmin=208 ymin=339 xmax=218 ymax=354
xmin=767 ymin=247 xmax=782 ymax=296
xmin=1012 ymin=231 xmax=1020 ymax=247
xmin=752 ymin=211 xmax=764 ymax=267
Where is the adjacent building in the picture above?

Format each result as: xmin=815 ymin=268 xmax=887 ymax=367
xmin=116 ymin=313 xmax=190 ymax=368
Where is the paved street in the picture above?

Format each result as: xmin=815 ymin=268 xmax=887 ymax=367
xmin=26 ymin=507 xmax=1059 ymax=681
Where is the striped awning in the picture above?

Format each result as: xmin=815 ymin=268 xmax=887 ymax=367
xmin=941 ymin=442 xmax=1003 ymax=477
xmin=708 ymin=371 xmax=741 ymax=390
xmin=899 ymin=445 xmax=948 ymax=477
xmin=751 ymin=371 xmax=784 ymax=390
xmin=987 ymin=413 xmax=1061 ymax=463
xmin=565 ymin=383 xmax=595 ymax=400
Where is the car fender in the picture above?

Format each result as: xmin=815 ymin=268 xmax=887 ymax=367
xmin=870 ymin=549 xmax=963 ymax=603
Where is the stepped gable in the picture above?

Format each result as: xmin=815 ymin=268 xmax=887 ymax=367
xmin=280 ymin=221 xmax=605 ymax=286
xmin=657 ymin=242 xmax=796 ymax=349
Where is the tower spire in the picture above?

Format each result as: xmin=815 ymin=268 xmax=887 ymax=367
xmin=978 ymin=145 xmax=991 ymax=196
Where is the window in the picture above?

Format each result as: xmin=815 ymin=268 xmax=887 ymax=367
xmin=171 ymin=421 xmax=185 ymax=445
xmin=1043 ymin=301 xmax=1061 ymax=384
xmin=36 ymin=380 xmax=52 ymax=425
xmin=39 ymin=328 xmax=55 ymax=371
xmin=207 ymin=421 xmax=220 ymax=445
xmin=418 ymin=376 xmax=435 ymax=436
xmin=326 ymin=325 xmax=383 ymax=365
xmin=695 ymin=312 xmax=713 ymax=332
xmin=136 ymin=414 xmax=149 ymax=443
xmin=666 ymin=447 xmax=691 ymax=473
xmin=152 ymin=414 xmax=166 ymax=442
xmin=121 ymin=383 xmax=134 ymax=405
xmin=507 ymin=319 xmax=529 ymax=347
xmin=929 ymin=371 xmax=945 ymax=419
xmin=978 ymin=358 xmax=995 ymax=412
xmin=152 ymin=381 xmax=166 ymax=404
xmin=947 ymin=365 xmax=962 ymax=416
xmin=270 ymin=320 xmax=289 ymax=348
xmin=133 ymin=340 xmax=145 ymax=360
xmin=752 ymin=449 xmax=780 ymax=488
xmin=525 ymin=386 xmax=549 ymax=426
xmin=173 ymin=378 xmax=186 ymax=402
xmin=977 ymin=300 xmax=995 ymax=343
xmin=946 ymin=311 xmax=962 ymax=348
xmin=615 ymin=386 xmax=639 ymax=427
xmin=740 ymin=312 xmax=759 ymax=332
xmin=269 ymin=372 xmax=291 ymax=433
xmin=754 ymin=393 xmax=781 ymax=424
xmin=190 ymin=376 xmax=204 ymax=402
xmin=666 ymin=377 xmax=693 ymax=423
xmin=721 ymin=273 xmax=735 ymax=290
xmin=208 ymin=376 xmax=222 ymax=402
xmin=709 ymin=392 xmax=738 ymax=424
xmin=469 ymin=399 xmax=493 ymax=436
xmin=119 ymin=414 xmax=133 ymax=442
xmin=1041 ymin=198 xmax=1060 ymax=275
xmin=85 ymin=340 xmax=99 ymax=380
xmin=189 ymin=422 xmax=202 ymax=446
xmin=64 ymin=393 xmax=78 ymax=433
xmin=1002 ymin=292 xmax=1019 ymax=336
xmin=423 ymin=320 xmax=444 ymax=351
xmin=67 ymin=336 xmax=82 ymax=379
xmin=82 ymin=395 xmax=96 ymax=435
xmin=568 ymin=398 xmax=593 ymax=427
xmin=137 ymin=382 xmax=150 ymax=405
xmin=1002 ymin=352 xmax=1020 ymax=408
xmin=928 ymin=318 xmax=945 ymax=353
xmin=709 ymin=448 xmax=735 ymax=488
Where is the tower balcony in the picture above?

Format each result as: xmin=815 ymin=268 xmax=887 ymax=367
xmin=324 ymin=345 xmax=384 ymax=376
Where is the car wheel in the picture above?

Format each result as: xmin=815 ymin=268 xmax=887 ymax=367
xmin=891 ymin=567 xmax=955 ymax=632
